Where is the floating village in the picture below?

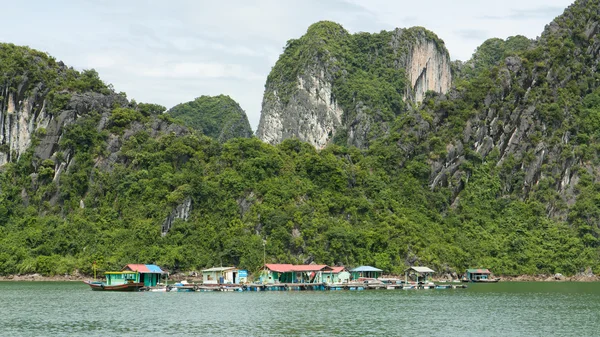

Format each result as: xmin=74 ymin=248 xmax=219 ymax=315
xmin=84 ymin=263 xmax=500 ymax=292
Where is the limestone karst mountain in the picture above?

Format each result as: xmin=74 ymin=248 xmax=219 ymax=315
xmin=256 ymin=22 xmax=452 ymax=149
xmin=1 ymin=0 xmax=600 ymax=277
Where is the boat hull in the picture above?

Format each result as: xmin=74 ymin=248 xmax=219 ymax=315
xmin=462 ymin=278 xmax=500 ymax=283
xmin=84 ymin=280 xmax=144 ymax=291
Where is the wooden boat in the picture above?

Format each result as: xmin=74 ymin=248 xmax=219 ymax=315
xmin=142 ymin=284 xmax=170 ymax=292
xmin=84 ymin=280 xmax=144 ymax=291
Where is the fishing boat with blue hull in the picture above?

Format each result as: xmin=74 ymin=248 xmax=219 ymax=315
xmin=84 ymin=264 xmax=168 ymax=291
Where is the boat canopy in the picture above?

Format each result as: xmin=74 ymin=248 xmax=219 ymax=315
xmin=405 ymin=266 xmax=435 ymax=273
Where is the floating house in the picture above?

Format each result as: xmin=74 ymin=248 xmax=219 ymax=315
xmin=465 ymin=269 xmax=491 ymax=281
xmin=322 ymin=266 xmax=350 ymax=284
xmin=350 ymin=266 xmax=383 ymax=280
xmin=110 ymin=264 xmax=167 ymax=287
xmin=404 ymin=266 xmax=435 ymax=284
xmin=202 ymin=267 xmax=247 ymax=284
xmin=463 ymin=268 xmax=499 ymax=282
xmin=261 ymin=264 xmax=333 ymax=284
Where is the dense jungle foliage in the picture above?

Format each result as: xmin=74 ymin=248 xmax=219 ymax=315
xmin=1 ymin=0 xmax=600 ymax=277
xmin=2 ymin=129 xmax=593 ymax=277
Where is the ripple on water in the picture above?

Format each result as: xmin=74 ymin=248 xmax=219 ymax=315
xmin=1 ymin=282 xmax=600 ymax=336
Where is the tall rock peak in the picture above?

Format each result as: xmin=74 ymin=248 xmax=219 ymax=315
xmin=256 ymin=23 xmax=452 ymax=148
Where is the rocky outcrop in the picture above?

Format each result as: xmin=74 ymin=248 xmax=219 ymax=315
xmin=429 ymin=50 xmax=587 ymax=216
xmin=258 ymin=67 xmax=344 ymax=149
xmin=395 ymin=29 xmax=452 ymax=103
xmin=0 ymin=83 xmax=50 ymax=166
xmin=161 ymin=197 xmax=192 ymax=235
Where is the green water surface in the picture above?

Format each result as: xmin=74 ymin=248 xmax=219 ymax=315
xmin=0 ymin=282 xmax=599 ymax=336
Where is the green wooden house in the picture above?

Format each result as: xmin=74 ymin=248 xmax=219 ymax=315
xmin=261 ymin=264 xmax=333 ymax=284
xmin=104 ymin=264 xmax=167 ymax=287
xmin=321 ymin=266 xmax=349 ymax=284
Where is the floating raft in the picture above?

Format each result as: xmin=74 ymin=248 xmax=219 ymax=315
xmin=147 ymin=282 xmax=467 ymax=292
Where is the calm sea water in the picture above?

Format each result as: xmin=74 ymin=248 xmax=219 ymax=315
xmin=0 ymin=282 xmax=599 ymax=336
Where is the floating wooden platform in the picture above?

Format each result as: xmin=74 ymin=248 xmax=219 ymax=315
xmin=150 ymin=282 xmax=467 ymax=292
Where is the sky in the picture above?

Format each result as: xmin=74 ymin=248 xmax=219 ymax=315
xmin=2 ymin=0 xmax=574 ymax=131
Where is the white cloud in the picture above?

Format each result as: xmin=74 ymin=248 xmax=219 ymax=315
xmin=138 ymin=62 xmax=263 ymax=80
xmin=83 ymin=53 xmax=123 ymax=69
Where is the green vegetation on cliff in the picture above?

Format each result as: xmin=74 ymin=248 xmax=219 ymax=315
xmin=1 ymin=130 xmax=593 ymax=276
xmin=167 ymin=95 xmax=253 ymax=142
xmin=456 ymin=35 xmax=532 ymax=79
xmin=0 ymin=43 xmax=111 ymax=116
xmin=1 ymin=0 xmax=600 ymax=278
xmin=264 ymin=21 xmax=451 ymax=147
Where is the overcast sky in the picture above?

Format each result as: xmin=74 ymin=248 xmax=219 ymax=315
xmin=2 ymin=0 xmax=574 ymax=131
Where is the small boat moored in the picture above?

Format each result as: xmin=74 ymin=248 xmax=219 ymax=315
xmin=84 ymin=280 xmax=144 ymax=291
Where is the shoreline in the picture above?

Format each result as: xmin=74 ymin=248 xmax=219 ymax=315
xmin=1 ymin=274 xmax=598 ymax=282
xmin=497 ymin=274 xmax=600 ymax=282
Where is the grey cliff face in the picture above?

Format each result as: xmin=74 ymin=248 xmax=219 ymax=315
xmin=257 ymin=66 xmax=343 ymax=149
xmin=0 ymin=75 xmax=191 ymax=224
xmin=393 ymin=29 xmax=452 ymax=103
xmin=162 ymin=196 xmax=192 ymax=236
xmin=427 ymin=50 xmax=590 ymax=216
xmin=0 ymin=80 xmax=49 ymax=166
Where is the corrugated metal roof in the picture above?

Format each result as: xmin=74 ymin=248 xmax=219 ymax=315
xmin=122 ymin=264 xmax=165 ymax=274
xmin=292 ymin=265 xmax=332 ymax=272
xmin=146 ymin=265 xmax=164 ymax=273
xmin=467 ymin=268 xmax=491 ymax=274
xmin=330 ymin=266 xmax=346 ymax=273
xmin=264 ymin=264 xmax=332 ymax=272
xmin=350 ymin=266 xmax=383 ymax=272
xmin=405 ymin=266 xmax=435 ymax=273
xmin=202 ymin=267 xmax=237 ymax=272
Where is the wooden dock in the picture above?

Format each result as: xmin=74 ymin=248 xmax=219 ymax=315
xmin=161 ymin=282 xmax=467 ymax=292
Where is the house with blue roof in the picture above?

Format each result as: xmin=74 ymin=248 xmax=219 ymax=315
xmin=350 ymin=266 xmax=383 ymax=279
